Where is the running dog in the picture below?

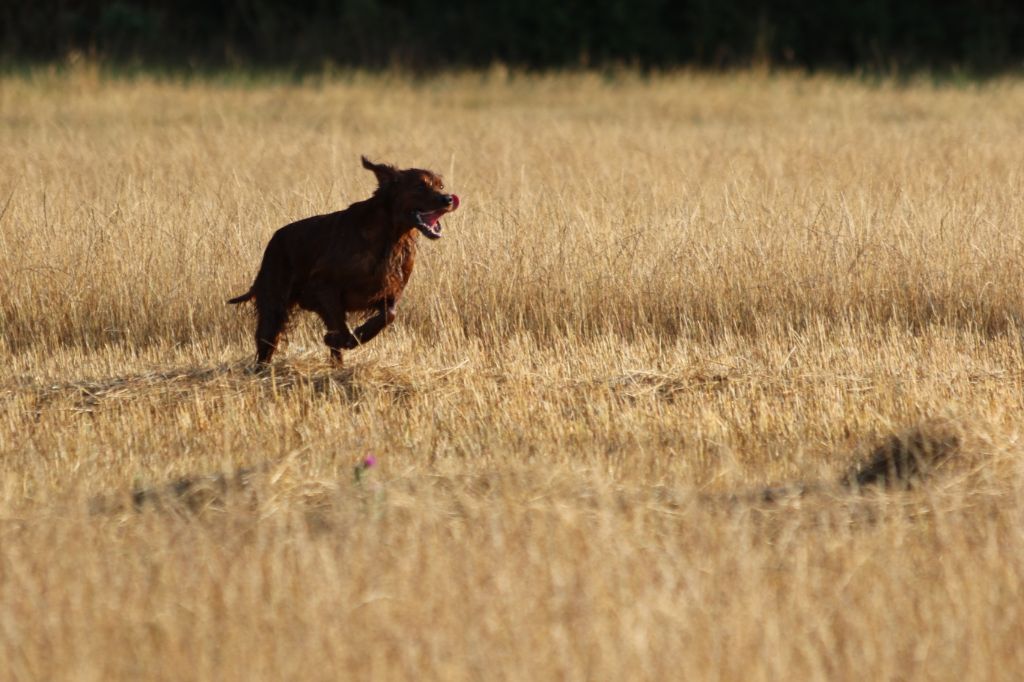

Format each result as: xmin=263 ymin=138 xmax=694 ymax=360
xmin=228 ymin=156 xmax=459 ymax=365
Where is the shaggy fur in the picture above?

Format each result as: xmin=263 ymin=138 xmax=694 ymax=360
xmin=229 ymin=157 xmax=459 ymax=365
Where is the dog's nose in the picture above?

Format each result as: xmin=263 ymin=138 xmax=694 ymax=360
xmin=442 ymin=194 xmax=454 ymax=206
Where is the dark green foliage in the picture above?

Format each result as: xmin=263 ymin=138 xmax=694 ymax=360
xmin=3 ymin=1 xmax=1023 ymax=72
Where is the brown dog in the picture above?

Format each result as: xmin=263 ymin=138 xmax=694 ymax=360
xmin=228 ymin=156 xmax=460 ymax=365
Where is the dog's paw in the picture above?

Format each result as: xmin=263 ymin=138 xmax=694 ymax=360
xmin=324 ymin=331 xmax=360 ymax=350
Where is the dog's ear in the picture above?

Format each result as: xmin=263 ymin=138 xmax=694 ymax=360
xmin=361 ymin=156 xmax=398 ymax=188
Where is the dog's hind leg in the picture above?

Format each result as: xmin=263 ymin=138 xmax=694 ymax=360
xmin=248 ymin=232 xmax=296 ymax=366
xmin=353 ymin=298 xmax=397 ymax=345
xmin=255 ymin=305 xmax=289 ymax=365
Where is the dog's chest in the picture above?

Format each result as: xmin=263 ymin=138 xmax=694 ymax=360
xmin=339 ymin=238 xmax=416 ymax=305
xmin=378 ymin=238 xmax=417 ymax=290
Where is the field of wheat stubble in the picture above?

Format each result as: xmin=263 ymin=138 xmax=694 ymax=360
xmin=1 ymin=69 xmax=1024 ymax=680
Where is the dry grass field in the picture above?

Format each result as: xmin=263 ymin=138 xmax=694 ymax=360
xmin=2 ymin=66 xmax=1024 ymax=680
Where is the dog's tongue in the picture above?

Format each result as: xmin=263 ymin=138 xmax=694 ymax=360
xmin=450 ymin=194 xmax=460 ymax=210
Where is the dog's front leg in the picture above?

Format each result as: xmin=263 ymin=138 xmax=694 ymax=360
xmin=315 ymin=292 xmax=360 ymax=362
xmin=323 ymin=327 xmax=360 ymax=359
xmin=353 ymin=299 xmax=397 ymax=345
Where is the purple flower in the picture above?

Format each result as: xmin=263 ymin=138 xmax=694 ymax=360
xmin=354 ymin=455 xmax=377 ymax=485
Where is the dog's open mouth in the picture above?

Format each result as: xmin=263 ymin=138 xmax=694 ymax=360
xmin=414 ymin=195 xmax=460 ymax=239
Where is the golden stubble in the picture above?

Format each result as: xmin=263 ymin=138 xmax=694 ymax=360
xmin=2 ymin=69 xmax=1024 ymax=681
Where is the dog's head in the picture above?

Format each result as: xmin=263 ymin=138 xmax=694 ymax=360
xmin=362 ymin=156 xmax=460 ymax=240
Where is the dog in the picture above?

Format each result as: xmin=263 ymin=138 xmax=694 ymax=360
xmin=228 ymin=156 xmax=460 ymax=365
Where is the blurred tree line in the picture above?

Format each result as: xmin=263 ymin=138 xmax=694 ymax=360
xmin=3 ymin=0 xmax=1023 ymax=73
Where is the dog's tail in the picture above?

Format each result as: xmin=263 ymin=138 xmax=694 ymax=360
xmin=227 ymin=288 xmax=254 ymax=305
